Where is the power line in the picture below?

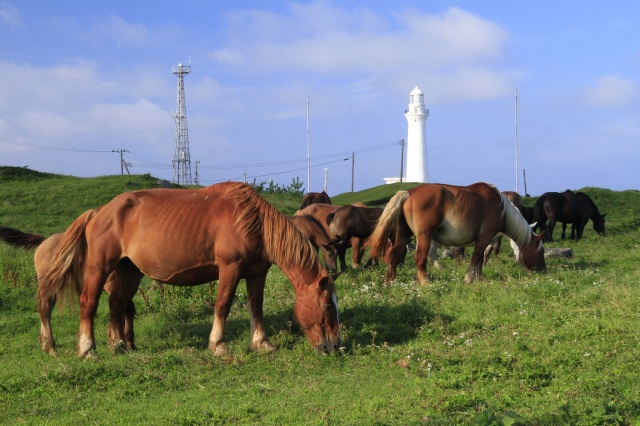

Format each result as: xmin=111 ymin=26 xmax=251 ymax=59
xmin=0 ymin=134 xmax=401 ymax=181
xmin=0 ymin=137 xmax=111 ymax=153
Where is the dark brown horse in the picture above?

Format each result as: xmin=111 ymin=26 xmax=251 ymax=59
xmin=368 ymin=182 xmax=546 ymax=284
xmin=325 ymin=205 xmax=383 ymax=268
xmin=40 ymin=182 xmax=341 ymax=358
xmin=295 ymin=203 xmax=350 ymax=271
xmin=0 ymin=226 xmax=141 ymax=355
xmin=533 ymin=190 xmax=606 ymax=242
xmin=299 ymin=191 xmax=331 ymax=210
xmin=288 ymin=215 xmax=338 ymax=273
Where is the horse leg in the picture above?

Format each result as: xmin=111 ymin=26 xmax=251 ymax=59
xmin=337 ymin=245 xmax=348 ymax=271
xmin=37 ymin=294 xmax=57 ymax=355
xmin=123 ymin=271 xmax=143 ymax=350
xmin=576 ymin=220 xmax=588 ymax=240
xmin=351 ymin=238 xmax=364 ymax=268
xmin=561 ymin=223 xmax=567 ymax=240
xmin=465 ymin=239 xmax=492 ymax=283
xmin=384 ymin=241 xmax=407 ymax=284
xmin=104 ymin=260 xmax=143 ymax=351
xmin=545 ymin=219 xmax=556 ymax=242
xmin=245 ymin=272 xmax=276 ymax=353
xmin=428 ymin=241 xmax=440 ymax=269
xmin=209 ymin=268 xmax=241 ymax=356
xmin=414 ymin=234 xmax=433 ymax=285
xmin=77 ymin=270 xmax=108 ymax=359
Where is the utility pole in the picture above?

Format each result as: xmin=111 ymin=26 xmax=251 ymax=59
xmin=351 ymin=152 xmax=355 ymax=192
xmin=194 ymin=161 xmax=200 ymax=186
xmin=113 ymin=149 xmax=130 ymax=175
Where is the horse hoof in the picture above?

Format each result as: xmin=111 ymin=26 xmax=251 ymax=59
xmin=211 ymin=343 xmax=228 ymax=357
xmin=79 ymin=349 xmax=99 ymax=360
xmin=113 ymin=340 xmax=128 ymax=354
xmin=253 ymin=341 xmax=277 ymax=353
xmin=43 ymin=347 xmax=57 ymax=357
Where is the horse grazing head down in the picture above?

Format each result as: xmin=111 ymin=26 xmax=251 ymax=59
xmin=517 ymin=231 xmax=547 ymax=272
xmin=593 ymin=215 xmax=606 ymax=235
xmin=293 ymin=273 xmax=342 ymax=354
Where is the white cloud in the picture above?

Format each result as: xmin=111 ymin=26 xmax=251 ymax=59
xmin=96 ymin=15 xmax=154 ymax=48
xmin=208 ymin=3 xmax=514 ymax=111
xmin=210 ymin=4 xmax=509 ymax=75
xmin=583 ymin=75 xmax=640 ymax=107
xmin=0 ymin=3 xmax=22 ymax=29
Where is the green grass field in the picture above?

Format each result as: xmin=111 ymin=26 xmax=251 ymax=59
xmin=1 ymin=166 xmax=640 ymax=425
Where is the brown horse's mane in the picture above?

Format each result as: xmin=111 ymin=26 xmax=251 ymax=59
xmin=223 ymin=183 xmax=320 ymax=271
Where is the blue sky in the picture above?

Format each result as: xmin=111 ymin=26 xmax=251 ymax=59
xmin=1 ymin=1 xmax=638 ymax=196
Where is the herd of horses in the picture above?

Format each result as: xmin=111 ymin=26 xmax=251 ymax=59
xmin=0 ymin=181 xmax=606 ymax=358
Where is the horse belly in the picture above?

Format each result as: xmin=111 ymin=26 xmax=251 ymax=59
xmin=153 ymin=267 xmax=219 ymax=286
xmin=133 ymin=252 xmax=220 ymax=286
xmin=434 ymin=219 xmax=477 ymax=247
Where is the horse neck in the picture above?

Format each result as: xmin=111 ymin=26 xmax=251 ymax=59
xmin=585 ymin=197 xmax=601 ymax=219
xmin=501 ymin=195 xmax=533 ymax=248
xmin=279 ymin=262 xmax=323 ymax=293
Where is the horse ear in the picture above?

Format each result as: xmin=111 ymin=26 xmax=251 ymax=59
xmin=326 ymin=213 xmax=335 ymax=225
xmin=601 ymin=213 xmax=607 ymax=218
xmin=529 ymin=222 xmax=537 ymax=229
xmin=319 ymin=272 xmax=341 ymax=289
xmin=536 ymin=230 xmax=545 ymax=242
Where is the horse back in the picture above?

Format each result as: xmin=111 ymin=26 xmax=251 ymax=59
xmin=85 ymin=183 xmax=265 ymax=284
xmin=404 ymin=182 xmax=503 ymax=244
xmin=295 ymin=203 xmax=340 ymax=234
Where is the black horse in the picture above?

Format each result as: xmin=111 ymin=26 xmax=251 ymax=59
xmin=533 ymin=190 xmax=606 ymax=242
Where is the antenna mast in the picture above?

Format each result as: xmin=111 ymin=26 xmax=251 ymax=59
xmin=515 ymin=88 xmax=519 ymax=193
xmin=306 ymin=97 xmax=310 ymax=194
xmin=172 ymin=62 xmax=192 ymax=185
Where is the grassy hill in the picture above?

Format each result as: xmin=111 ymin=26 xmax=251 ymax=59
xmin=2 ymin=166 xmax=640 ymax=424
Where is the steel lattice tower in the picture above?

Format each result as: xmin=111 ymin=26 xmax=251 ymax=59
xmin=172 ymin=62 xmax=192 ymax=185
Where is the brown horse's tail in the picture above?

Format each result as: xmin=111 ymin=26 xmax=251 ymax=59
xmin=38 ymin=210 xmax=97 ymax=305
xmin=367 ymin=190 xmax=410 ymax=259
xmin=0 ymin=226 xmax=46 ymax=250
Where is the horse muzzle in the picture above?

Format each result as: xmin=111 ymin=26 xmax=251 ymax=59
xmin=315 ymin=334 xmax=341 ymax=354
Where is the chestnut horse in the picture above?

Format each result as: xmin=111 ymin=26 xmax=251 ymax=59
xmin=0 ymin=226 xmax=141 ymax=354
xmin=368 ymin=182 xmax=546 ymax=284
xmin=299 ymin=191 xmax=331 ymax=210
xmin=40 ymin=182 xmax=341 ymax=358
xmin=325 ymin=205 xmax=383 ymax=268
xmin=288 ymin=215 xmax=338 ymax=273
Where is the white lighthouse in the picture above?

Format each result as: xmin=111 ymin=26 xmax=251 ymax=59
xmin=404 ymin=85 xmax=429 ymax=183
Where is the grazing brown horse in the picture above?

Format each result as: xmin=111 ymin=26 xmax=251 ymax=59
xmin=325 ymin=205 xmax=383 ymax=268
xmin=40 ymin=182 xmax=341 ymax=358
xmin=368 ymin=182 xmax=546 ymax=284
xmin=0 ymin=226 xmax=141 ymax=355
xmin=296 ymin=203 xmax=349 ymax=271
xmin=533 ymin=190 xmax=606 ymax=242
xmin=288 ymin=215 xmax=338 ymax=273
xmin=299 ymin=191 xmax=331 ymax=210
